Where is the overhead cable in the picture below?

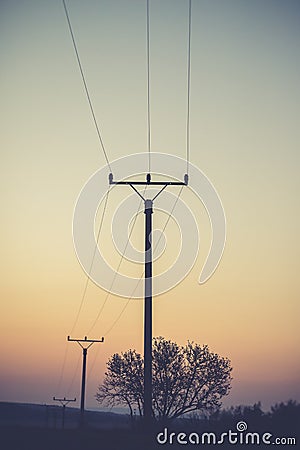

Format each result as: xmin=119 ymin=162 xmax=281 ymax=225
xmin=62 ymin=0 xmax=112 ymax=171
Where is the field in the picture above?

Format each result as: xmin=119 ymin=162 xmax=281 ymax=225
xmin=0 ymin=401 xmax=299 ymax=450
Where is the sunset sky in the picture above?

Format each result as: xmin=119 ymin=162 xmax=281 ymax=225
xmin=0 ymin=0 xmax=299 ymax=412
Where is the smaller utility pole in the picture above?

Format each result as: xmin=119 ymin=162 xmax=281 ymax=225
xmin=53 ymin=396 xmax=76 ymax=429
xmin=67 ymin=336 xmax=104 ymax=427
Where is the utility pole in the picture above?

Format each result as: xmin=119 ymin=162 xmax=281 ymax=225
xmin=67 ymin=336 xmax=104 ymax=427
xmin=144 ymin=197 xmax=153 ymax=419
xmin=109 ymin=172 xmax=188 ymax=422
xmin=53 ymin=396 xmax=76 ymax=429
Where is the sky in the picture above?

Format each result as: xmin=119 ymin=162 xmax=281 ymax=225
xmin=0 ymin=0 xmax=299 ymax=412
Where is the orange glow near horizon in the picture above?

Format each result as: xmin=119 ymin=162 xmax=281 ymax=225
xmin=0 ymin=0 xmax=299 ymax=412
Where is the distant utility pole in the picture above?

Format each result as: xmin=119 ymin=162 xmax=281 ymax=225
xmin=67 ymin=336 xmax=104 ymax=427
xmin=53 ymin=396 xmax=76 ymax=429
xmin=109 ymin=172 xmax=188 ymax=422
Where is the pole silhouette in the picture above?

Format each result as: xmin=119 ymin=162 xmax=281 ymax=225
xmin=109 ymin=172 xmax=188 ymax=422
xmin=53 ymin=396 xmax=76 ymax=429
xmin=67 ymin=336 xmax=104 ymax=426
xmin=144 ymin=198 xmax=153 ymax=419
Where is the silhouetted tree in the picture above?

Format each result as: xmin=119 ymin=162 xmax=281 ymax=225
xmin=208 ymin=400 xmax=300 ymax=436
xmin=96 ymin=337 xmax=232 ymax=419
xmin=269 ymin=400 xmax=300 ymax=433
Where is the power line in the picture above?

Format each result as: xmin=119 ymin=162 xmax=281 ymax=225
xmin=62 ymin=0 xmax=112 ymax=171
xmin=87 ymin=295 xmax=135 ymax=377
xmin=186 ymin=0 xmax=192 ymax=175
xmin=86 ymin=187 xmax=147 ymax=335
xmin=56 ymin=189 xmax=109 ymax=396
xmin=55 ymin=341 xmax=70 ymax=396
xmin=71 ymin=187 xmax=186 ymax=382
xmin=104 ymin=297 xmax=132 ymax=336
xmin=61 ymin=1 xmax=192 ymax=420
xmin=146 ymin=0 xmax=151 ymax=172
xmin=66 ymin=351 xmax=81 ymax=397
xmin=70 ymin=189 xmax=110 ymax=336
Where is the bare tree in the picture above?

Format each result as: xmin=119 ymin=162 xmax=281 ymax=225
xmin=96 ymin=337 xmax=232 ymax=419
